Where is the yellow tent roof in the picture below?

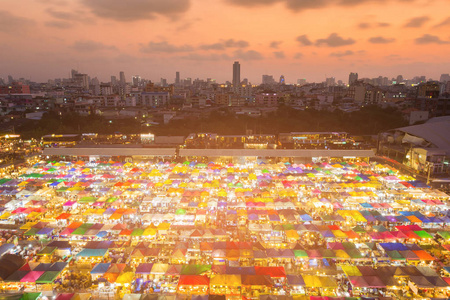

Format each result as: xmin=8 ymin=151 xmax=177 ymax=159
xmin=143 ymin=228 xmax=157 ymax=236
xmin=0 ymin=212 xmax=11 ymax=220
xmin=157 ymin=222 xmax=170 ymax=230
xmin=151 ymin=263 xmax=168 ymax=274
xmin=302 ymin=275 xmax=323 ymax=288
xmin=334 ymin=249 xmax=351 ymax=259
xmin=20 ymin=222 xmax=37 ymax=229
xmin=285 ymin=230 xmax=300 ymax=239
xmin=341 ymin=265 xmax=362 ymax=277
xmin=115 ymin=272 xmax=134 ymax=284
xmin=331 ymin=230 xmax=347 ymax=239
xmin=210 ymin=274 xmax=241 ymax=287
xmin=26 ymin=211 xmax=42 ymax=220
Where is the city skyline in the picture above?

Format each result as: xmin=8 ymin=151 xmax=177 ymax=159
xmin=1 ymin=0 xmax=450 ymax=83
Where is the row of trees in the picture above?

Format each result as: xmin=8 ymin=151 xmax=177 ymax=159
xmin=153 ymin=105 xmax=408 ymax=136
xmin=15 ymin=105 xmax=407 ymax=139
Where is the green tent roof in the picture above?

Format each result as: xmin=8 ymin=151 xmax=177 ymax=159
xmin=175 ymin=208 xmax=186 ymax=215
xmin=387 ymin=250 xmax=406 ymax=260
xmin=346 ymin=248 xmax=363 ymax=259
xmin=293 ymin=250 xmax=308 ymax=258
xmin=352 ymin=225 xmax=365 ymax=233
xmin=131 ymin=228 xmax=144 ymax=236
xmin=21 ymin=292 xmax=42 ymax=300
xmin=106 ymin=197 xmax=117 ymax=203
xmin=282 ymin=224 xmax=295 ymax=230
xmin=0 ymin=178 xmax=11 ymax=185
xmin=319 ymin=249 xmax=336 ymax=259
xmin=37 ymin=246 xmax=57 ymax=256
xmin=437 ymin=231 xmax=450 ymax=240
xmin=27 ymin=173 xmax=44 ymax=178
xmin=71 ymin=227 xmax=88 ymax=235
xmin=24 ymin=228 xmax=40 ymax=236
xmin=180 ymin=264 xmax=211 ymax=275
xmin=36 ymin=271 xmax=60 ymax=284
xmin=79 ymin=223 xmax=94 ymax=229
xmin=414 ymin=230 xmax=433 ymax=239
xmin=76 ymin=248 xmax=108 ymax=257
xmin=78 ymin=196 xmax=97 ymax=203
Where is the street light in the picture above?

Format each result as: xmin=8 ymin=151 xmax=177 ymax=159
xmin=426 ymin=161 xmax=433 ymax=185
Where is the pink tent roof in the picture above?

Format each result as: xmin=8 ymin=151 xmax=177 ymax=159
xmin=20 ymin=271 xmax=44 ymax=282
xmin=56 ymin=294 xmax=74 ymax=300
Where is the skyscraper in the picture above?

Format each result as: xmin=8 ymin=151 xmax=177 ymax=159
xmin=348 ymin=72 xmax=358 ymax=85
xmin=233 ymin=61 xmax=240 ymax=87
xmin=132 ymin=75 xmax=141 ymax=87
xmin=119 ymin=71 xmax=126 ymax=85
xmin=175 ymin=72 xmax=180 ymax=85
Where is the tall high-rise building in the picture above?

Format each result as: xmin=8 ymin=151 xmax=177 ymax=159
xmin=111 ymin=76 xmax=117 ymax=85
xmin=348 ymin=72 xmax=358 ymax=85
xmin=132 ymin=75 xmax=141 ymax=87
xmin=262 ymin=75 xmax=275 ymax=85
xmin=119 ymin=71 xmax=126 ymax=85
xmin=440 ymin=74 xmax=450 ymax=83
xmin=326 ymin=77 xmax=336 ymax=87
xmin=279 ymin=75 xmax=285 ymax=84
xmin=175 ymin=72 xmax=180 ymax=85
xmin=71 ymin=69 xmax=79 ymax=79
xmin=233 ymin=61 xmax=240 ymax=87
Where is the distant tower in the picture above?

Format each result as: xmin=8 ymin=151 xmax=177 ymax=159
xmin=119 ymin=71 xmax=126 ymax=85
xmin=279 ymin=75 xmax=285 ymax=85
xmin=233 ymin=61 xmax=240 ymax=87
xmin=348 ymin=72 xmax=358 ymax=85
xmin=111 ymin=76 xmax=117 ymax=85
xmin=396 ymin=75 xmax=403 ymax=84
xmin=175 ymin=72 xmax=180 ymax=85
xmin=132 ymin=75 xmax=141 ymax=87
xmin=71 ymin=69 xmax=78 ymax=79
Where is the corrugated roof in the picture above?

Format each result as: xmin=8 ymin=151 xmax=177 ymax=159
xmin=397 ymin=119 xmax=450 ymax=152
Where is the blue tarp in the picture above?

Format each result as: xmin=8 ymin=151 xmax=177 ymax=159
xmin=48 ymin=262 xmax=67 ymax=272
xmin=226 ymin=266 xmax=256 ymax=275
xmin=299 ymin=214 xmax=313 ymax=222
xmin=90 ymin=263 xmax=111 ymax=274
xmin=37 ymin=228 xmax=53 ymax=235
xmin=379 ymin=243 xmax=409 ymax=251
xmin=320 ymin=230 xmax=335 ymax=238
xmin=77 ymin=248 xmax=108 ymax=257
xmin=136 ymin=263 xmax=154 ymax=274
xmin=0 ymin=243 xmax=14 ymax=257
xmin=286 ymin=275 xmax=305 ymax=286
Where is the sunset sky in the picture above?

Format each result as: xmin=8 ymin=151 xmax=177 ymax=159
xmin=2 ymin=0 xmax=450 ymax=84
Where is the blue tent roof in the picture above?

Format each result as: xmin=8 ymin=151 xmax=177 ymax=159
xmin=299 ymin=214 xmax=313 ymax=222
xmin=320 ymin=230 xmax=335 ymax=238
xmin=90 ymin=263 xmax=111 ymax=274
xmin=136 ymin=263 xmax=154 ymax=274
xmin=48 ymin=262 xmax=68 ymax=272
xmin=379 ymin=243 xmax=409 ymax=251
xmin=77 ymin=248 xmax=108 ymax=257
xmin=360 ymin=203 xmax=373 ymax=208
xmin=0 ymin=243 xmax=15 ymax=257
xmin=226 ymin=266 xmax=255 ymax=275
xmin=37 ymin=228 xmax=54 ymax=235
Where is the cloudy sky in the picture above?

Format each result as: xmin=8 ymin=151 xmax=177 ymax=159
xmin=1 ymin=0 xmax=450 ymax=84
